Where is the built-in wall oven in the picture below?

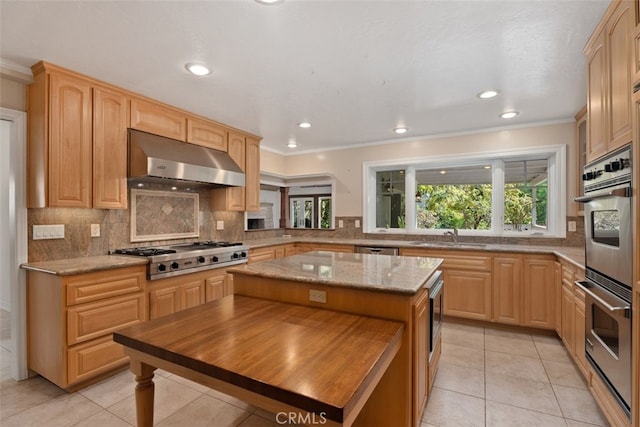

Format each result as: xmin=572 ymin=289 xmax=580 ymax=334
xmin=429 ymin=270 xmax=444 ymax=357
xmin=575 ymin=145 xmax=632 ymax=417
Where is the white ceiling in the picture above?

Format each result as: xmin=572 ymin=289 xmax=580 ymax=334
xmin=0 ymin=0 xmax=609 ymax=154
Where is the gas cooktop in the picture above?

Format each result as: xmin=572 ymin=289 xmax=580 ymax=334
xmin=111 ymin=241 xmax=249 ymax=280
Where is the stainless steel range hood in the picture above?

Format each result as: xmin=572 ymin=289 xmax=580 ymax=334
xmin=128 ymin=129 xmax=245 ymax=187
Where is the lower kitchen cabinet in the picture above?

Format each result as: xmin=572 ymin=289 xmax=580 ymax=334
xmin=443 ymin=269 xmax=492 ymax=320
xmin=522 ymin=255 xmax=556 ymax=329
xmin=412 ymin=288 xmax=429 ymax=419
xmin=205 ymin=269 xmax=233 ymax=302
xmin=26 ymin=265 xmax=147 ymax=389
xmin=492 ymin=255 xmax=523 ymax=325
xmin=249 ymin=244 xmax=296 ymax=263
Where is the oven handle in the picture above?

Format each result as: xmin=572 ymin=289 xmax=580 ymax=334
xmin=574 ymin=187 xmax=630 ymax=203
xmin=575 ymin=280 xmax=630 ymax=312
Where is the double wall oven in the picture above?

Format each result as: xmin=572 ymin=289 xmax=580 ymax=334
xmin=575 ymin=145 xmax=633 ymax=417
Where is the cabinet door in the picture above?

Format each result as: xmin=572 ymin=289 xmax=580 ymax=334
xmin=561 ymin=284 xmax=575 ymax=353
xmin=211 ymin=132 xmax=246 ymax=211
xmin=412 ymin=290 xmax=429 ymax=421
xmin=180 ymin=279 xmax=206 ymax=310
xmin=205 ymin=271 xmax=227 ymax=302
xmin=573 ymin=289 xmax=588 ymax=377
xmin=93 ymin=86 xmax=128 ymax=209
xmin=249 ymin=247 xmax=276 ymax=264
xmin=48 ymin=72 xmax=92 ymax=207
xmin=522 ymin=257 xmax=555 ymax=329
xmin=492 ymin=256 xmax=522 ymax=325
xmin=130 ymin=98 xmax=186 ymax=141
xmin=244 ymin=137 xmax=261 ymax=211
xmin=606 ymin=1 xmax=633 ymax=150
xmin=586 ymin=31 xmax=608 ymax=163
xmin=443 ymin=270 xmax=492 ymax=321
xmin=554 ymin=262 xmax=562 ymax=336
xmin=186 ymin=117 xmax=227 ymax=151
xmin=149 ymin=285 xmax=180 ymax=320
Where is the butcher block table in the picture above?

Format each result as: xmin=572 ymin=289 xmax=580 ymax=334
xmin=113 ymin=295 xmax=404 ymax=427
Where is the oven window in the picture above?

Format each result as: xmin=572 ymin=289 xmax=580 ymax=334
xmin=592 ymin=305 xmax=619 ymax=357
xmin=591 ymin=210 xmax=620 ymax=247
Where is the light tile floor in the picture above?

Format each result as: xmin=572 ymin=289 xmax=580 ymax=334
xmin=0 ymin=315 xmax=609 ymax=426
xmin=422 ymin=321 xmax=609 ymax=427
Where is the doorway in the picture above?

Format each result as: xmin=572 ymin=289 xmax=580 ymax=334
xmin=0 ymin=108 xmax=28 ymax=381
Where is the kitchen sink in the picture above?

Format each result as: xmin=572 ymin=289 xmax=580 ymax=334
xmin=407 ymin=241 xmax=487 ymax=248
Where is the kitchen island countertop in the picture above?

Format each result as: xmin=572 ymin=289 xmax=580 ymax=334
xmin=20 ymin=255 xmax=148 ymax=276
xmin=229 ymin=251 xmax=443 ymax=295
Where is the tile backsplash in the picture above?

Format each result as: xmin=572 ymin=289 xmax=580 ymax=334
xmin=27 ymin=187 xmax=584 ymax=262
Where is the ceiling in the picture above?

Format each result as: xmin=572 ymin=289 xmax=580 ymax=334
xmin=0 ymin=0 xmax=609 ymax=154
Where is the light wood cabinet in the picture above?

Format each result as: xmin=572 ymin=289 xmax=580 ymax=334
xmin=558 ymin=259 xmax=588 ymax=377
xmin=585 ymin=0 xmax=634 ymax=163
xmin=27 ymin=266 xmax=146 ymax=389
xmin=412 ymin=288 xmax=429 ymax=422
xmin=249 ymin=246 xmax=277 ymax=264
xmin=561 ymin=283 xmax=575 ymax=352
xmin=130 ymin=97 xmax=186 ymax=141
xmin=92 ymin=86 xmax=128 ymax=209
xmin=148 ymin=275 xmax=206 ymax=320
xmin=28 ymin=68 xmax=92 ymax=208
xmin=205 ymin=269 xmax=232 ymax=302
xmin=186 ymin=117 xmax=227 ymax=151
xmin=492 ymin=255 xmax=522 ymax=325
xmin=27 ymin=62 xmax=127 ymax=209
xmin=443 ymin=269 xmax=492 ymax=321
xmin=522 ymin=255 xmax=556 ymax=329
xmin=245 ymin=137 xmax=261 ymax=211
xmin=554 ymin=261 xmax=562 ymax=335
xmin=575 ymin=107 xmax=587 ymax=213
xmin=210 ymin=133 xmax=262 ymax=212
xmin=573 ymin=286 xmax=588 ymax=377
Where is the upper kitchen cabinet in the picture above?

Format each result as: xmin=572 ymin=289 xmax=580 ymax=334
xmin=27 ymin=62 xmax=127 ymax=209
xmin=186 ymin=117 xmax=227 ymax=152
xmin=211 ymin=133 xmax=261 ymax=212
xmin=93 ymin=86 xmax=128 ymax=209
xmin=584 ymin=0 xmax=633 ymax=163
xmin=130 ymin=97 xmax=186 ymax=141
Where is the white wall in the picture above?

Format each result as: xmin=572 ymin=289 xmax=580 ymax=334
xmin=261 ymin=122 xmax=578 ymax=217
xmin=0 ymin=120 xmax=10 ymax=310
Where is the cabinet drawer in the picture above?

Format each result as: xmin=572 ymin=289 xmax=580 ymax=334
xmin=561 ymin=266 xmax=575 ymax=284
xmin=66 ymin=267 xmax=145 ymax=305
xmin=433 ymin=253 xmax=492 ymax=271
xmin=67 ymin=293 xmax=145 ymax=345
xmin=67 ymin=336 xmax=127 ymax=385
xmin=249 ymin=248 xmax=276 ymax=263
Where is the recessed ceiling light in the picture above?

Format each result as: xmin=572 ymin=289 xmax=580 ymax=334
xmin=440 ymin=170 xmax=446 ymax=175
xmin=288 ymin=140 xmax=297 ymax=148
xmin=500 ymin=111 xmax=519 ymax=119
xmin=477 ymin=90 xmax=500 ymax=99
xmin=393 ymin=127 xmax=408 ymax=134
xmin=298 ymin=122 xmax=311 ymax=129
xmin=484 ymin=165 xmax=491 ymax=169
xmin=185 ymin=63 xmax=211 ymax=76
xmin=255 ymin=0 xmax=284 ymax=4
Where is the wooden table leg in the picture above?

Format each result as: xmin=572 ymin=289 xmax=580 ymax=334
xmin=130 ymin=359 xmax=157 ymax=427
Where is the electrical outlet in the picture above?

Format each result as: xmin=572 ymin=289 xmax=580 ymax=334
xmin=309 ymin=289 xmax=327 ymax=303
xmin=33 ymin=224 xmax=65 ymax=240
xmin=91 ymin=223 xmax=100 ymax=237
xmin=216 ymin=220 xmax=224 ymax=230
xmin=568 ymin=221 xmax=576 ymax=232
xmin=338 ymin=220 xmax=344 ymax=228
xmin=355 ymin=219 xmax=360 ymax=228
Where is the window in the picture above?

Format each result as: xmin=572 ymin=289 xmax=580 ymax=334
xmin=319 ymin=196 xmax=332 ymax=229
xmin=290 ymin=197 xmax=314 ymax=228
xmin=363 ymin=146 xmax=566 ymax=237
xmin=416 ymin=165 xmax=492 ymax=231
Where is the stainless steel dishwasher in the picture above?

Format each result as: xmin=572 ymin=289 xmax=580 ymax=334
xmin=354 ymin=246 xmax=399 ymax=255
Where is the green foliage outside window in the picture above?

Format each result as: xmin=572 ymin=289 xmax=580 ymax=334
xmin=417 ymin=184 xmax=492 ymax=230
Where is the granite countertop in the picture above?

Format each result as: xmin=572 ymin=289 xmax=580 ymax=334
xmin=247 ymin=237 xmax=585 ymax=269
xmin=20 ymin=237 xmax=584 ymax=276
xmin=229 ymin=251 xmax=444 ymax=295
xmin=20 ymin=255 xmax=148 ymax=276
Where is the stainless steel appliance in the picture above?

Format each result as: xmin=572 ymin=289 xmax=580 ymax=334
xmin=429 ymin=270 xmax=444 ymax=357
xmin=575 ymin=145 xmax=632 ymax=417
xmin=111 ymin=241 xmax=249 ymax=280
xmin=354 ymin=246 xmax=399 ymax=255
xmin=128 ymin=129 xmax=245 ymax=188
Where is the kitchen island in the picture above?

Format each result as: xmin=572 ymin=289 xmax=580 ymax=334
xmin=229 ymin=251 xmax=444 ymax=427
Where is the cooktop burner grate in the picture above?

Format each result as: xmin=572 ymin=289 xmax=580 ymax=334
xmin=113 ymin=248 xmax=177 ymax=257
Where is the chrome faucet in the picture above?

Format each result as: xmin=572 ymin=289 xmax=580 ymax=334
xmin=444 ymin=228 xmax=459 ymax=244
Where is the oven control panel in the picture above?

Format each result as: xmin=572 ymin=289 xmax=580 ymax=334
xmin=582 ymin=146 xmax=631 ymax=189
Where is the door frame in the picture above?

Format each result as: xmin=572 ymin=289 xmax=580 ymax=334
xmin=1 ymin=107 xmax=28 ymax=380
